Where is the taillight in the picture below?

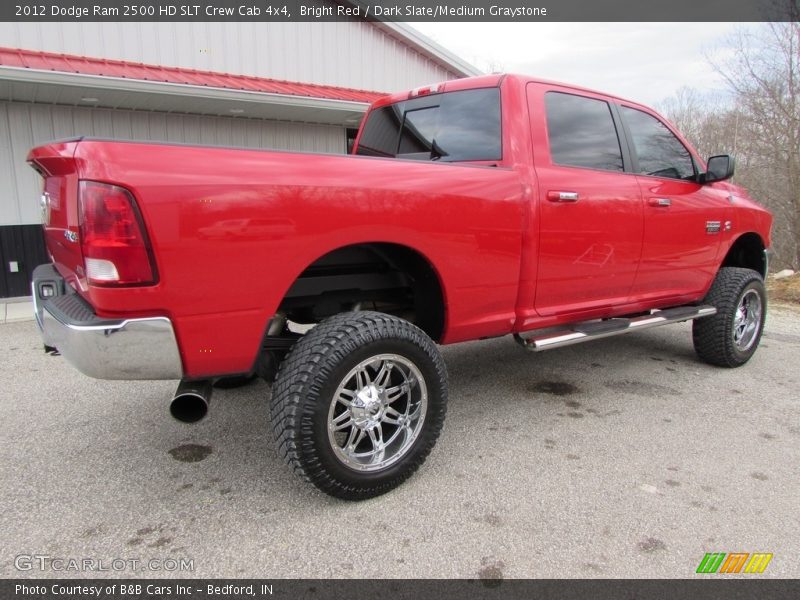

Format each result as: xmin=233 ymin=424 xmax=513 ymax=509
xmin=78 ymin=180 xmax=157 ymax=286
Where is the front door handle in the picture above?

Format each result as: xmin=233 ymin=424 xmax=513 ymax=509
xmin=547 ymin=191 xmax=579 ymax=202
xmin=648 ymin=197 xmax=672 ymax=207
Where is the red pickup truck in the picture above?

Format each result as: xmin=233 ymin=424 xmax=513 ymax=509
xmin=29 ymin=74 xmax=772 ymax=499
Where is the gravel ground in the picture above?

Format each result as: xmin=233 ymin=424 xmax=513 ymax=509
xmin=1 ymin=304 xmax=798 ymax=579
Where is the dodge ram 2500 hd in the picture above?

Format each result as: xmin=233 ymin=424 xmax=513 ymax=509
xmin=28 ymin=74 xmax=772 ymax=499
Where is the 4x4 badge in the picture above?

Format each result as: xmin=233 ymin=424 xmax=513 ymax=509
xmin=706 ymin=221 xmax=722 ymax=234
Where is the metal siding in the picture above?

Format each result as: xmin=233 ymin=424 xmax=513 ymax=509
xmin=165 ymin=113 xmax=185 ymax=143
xmin=0 ymin=103 xmax=21 ymax=225
xmin=91 ymin=108 xmax=114 ymax=137
xmin=51 ymin=105 xmax=76 ymax=138
xmin=244 ymin=121 xmax=261 ymax=148
xmin=130 ymin=111 xmax=150 ymax=139
xmin=72 ymin=108 xmax=94 ymax=137
xmin=6 ymin=103 xmax=41 ymax=224
xmin=0 ymin=21 xmax=460 ymax=91
xmin=0 ymin=100 xmax=346 ymax=226
xmin=147 ymin=112 xmax=168 ymax=140
xmin=112 ymin=110 xmax=133 ymax=139
xmin=0 ymin=224 xmax=49 ymax=297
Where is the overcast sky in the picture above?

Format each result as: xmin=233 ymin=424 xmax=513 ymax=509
xmin=410 ymin=22 xmax=745 ymax=107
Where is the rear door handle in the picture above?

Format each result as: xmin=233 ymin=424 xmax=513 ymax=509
xmin=648 ymin=197 xmax=672 ymax=207
xmin=547 ymin=191 xmax=579 ymax=202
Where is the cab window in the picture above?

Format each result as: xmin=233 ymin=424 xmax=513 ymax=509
xmin=621 ymin=106 xmax=695 ymax=180
xmin=544 ymin=92 xmax=624 ymax=172
xmin=356 ymin=88 xmax=501 ymax=162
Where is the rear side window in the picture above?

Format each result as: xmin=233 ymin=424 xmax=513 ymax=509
xmin=545 ymin=92 xmax=624 ymax=172
xmin=356 ymin=88 xmax=501 ymax=162
xmin=621 ymin=106 xmax=695 ymax=180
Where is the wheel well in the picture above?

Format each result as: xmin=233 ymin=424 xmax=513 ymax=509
xmin=720 ymin=233 xmax=767 ymax=278
xmin=277 ymin=243 xmax=445 ymax=342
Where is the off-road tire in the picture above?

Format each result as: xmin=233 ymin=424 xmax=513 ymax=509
xmin=270 ymin=311 xmax=448 ymax=500
xmin=693 ymin=267 xmax=766 ymax=367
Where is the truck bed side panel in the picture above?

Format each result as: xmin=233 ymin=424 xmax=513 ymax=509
xmin=73 ymin=141 xmax=525 ymax=377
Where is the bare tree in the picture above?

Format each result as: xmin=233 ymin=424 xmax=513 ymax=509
xmin=708 ymin=20 xmax=800 ymax=269
xmin=659 ymin=87 xmax=734 ymax=159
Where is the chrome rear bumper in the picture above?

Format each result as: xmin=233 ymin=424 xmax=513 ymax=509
xmin=32 ymin=264 xmax=183 ymax=380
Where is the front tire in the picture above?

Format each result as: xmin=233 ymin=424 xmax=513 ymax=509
xmin=270 ymin=311 xmax=448 ymax=500
xmin=693 ymin=267 xmax=766 ymax=367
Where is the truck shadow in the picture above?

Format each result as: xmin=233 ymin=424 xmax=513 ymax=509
xmin=85 ymin=326 xmax=722 ymax=508
xmin=439 ymin=327 xmax=710 ymax=438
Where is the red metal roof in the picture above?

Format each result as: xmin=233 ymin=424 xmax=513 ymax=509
xmin=0 ymin=47 xmax=386 ymax=104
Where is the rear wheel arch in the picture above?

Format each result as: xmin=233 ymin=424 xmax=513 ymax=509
xmin=275 ymin=242 xmax=447 ymax=341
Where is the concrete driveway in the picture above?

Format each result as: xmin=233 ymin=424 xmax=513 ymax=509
xmin=1 ymin=305 xmax=798 ymax=579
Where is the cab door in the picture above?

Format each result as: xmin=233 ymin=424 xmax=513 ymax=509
xmin=527 ymin=84 xmax=644 ymax=317
xmin=618 ymin=104 xmax=731 ymax=302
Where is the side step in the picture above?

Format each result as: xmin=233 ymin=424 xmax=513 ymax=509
xmin=514 ymin=305 xmax=717 ymax=352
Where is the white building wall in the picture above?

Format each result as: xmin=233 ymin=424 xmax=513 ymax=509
xmin=0 ymin=101 xmax=345 ymax=226
xmin=0 ymin=21 xmax=459 ymax=91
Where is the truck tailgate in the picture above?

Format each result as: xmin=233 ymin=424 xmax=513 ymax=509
xmin=27 ymin=140 xmax=84 ymax=291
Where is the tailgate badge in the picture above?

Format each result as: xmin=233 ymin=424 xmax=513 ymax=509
xmin=64 ymin=230 xmax=79 ymax=243
xmin=40 ymin=192 xmax=51 ymax=225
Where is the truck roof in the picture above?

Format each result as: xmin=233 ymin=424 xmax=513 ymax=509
xmin=370 ymin=73 xmax=651 ymax=112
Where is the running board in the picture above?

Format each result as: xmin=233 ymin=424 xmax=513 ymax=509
xmin=514 ymin=305 xmax=717 ymax=352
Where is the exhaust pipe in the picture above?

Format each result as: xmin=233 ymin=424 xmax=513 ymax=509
xmin=170 ymin=380 xmax=212 ymax=423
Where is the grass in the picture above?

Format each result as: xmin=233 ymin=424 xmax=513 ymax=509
xmin=767 ymin=274 xmax=800 ymax=304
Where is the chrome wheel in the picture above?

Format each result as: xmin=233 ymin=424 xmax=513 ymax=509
xmin=272 ymin=311 xmax=448 ymax=499
xmin=732 ymin=289 xmax=762 ymax=352
xmin=327 ymin=353 xmax=428 ymax=472
xmin=693 ymin=268 xmax=766 ymax=368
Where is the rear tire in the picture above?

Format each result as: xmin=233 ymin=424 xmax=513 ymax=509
xmin=693 ymin=267 xmax=766 ymax=367
xmin=270 ymin=311 xmax=447 ymax=500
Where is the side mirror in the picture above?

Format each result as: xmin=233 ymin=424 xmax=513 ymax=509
xmin=702 ymin=155 xmax=735 ymax=183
